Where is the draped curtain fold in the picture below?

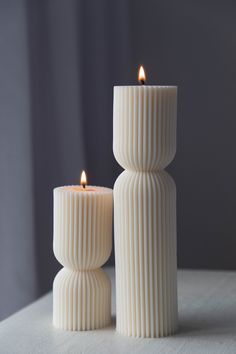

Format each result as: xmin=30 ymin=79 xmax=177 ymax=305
xmin=0 ymin=0 xmax=130 ymax=320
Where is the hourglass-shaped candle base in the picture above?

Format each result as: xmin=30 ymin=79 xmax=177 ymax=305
xmin=53 ymin=268 xmax=111 ymax=331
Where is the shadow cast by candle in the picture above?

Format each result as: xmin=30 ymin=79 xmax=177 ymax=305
xmin=95 ymin=315 xmax=116 ymax=332
xmin=177 ymin=311 xmax=236 ymax=338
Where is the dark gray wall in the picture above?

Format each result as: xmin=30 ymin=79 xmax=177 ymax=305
xmin=128 ymin=0 xmax=236 ymax=269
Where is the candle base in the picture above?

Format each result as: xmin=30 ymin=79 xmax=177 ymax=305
xmin=53 ymin=268 xmax=111 ymax=331
xmin=114 ymin=170 xmax=178 ymax=338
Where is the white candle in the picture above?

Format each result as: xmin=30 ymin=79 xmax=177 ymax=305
xmin=113 ymin=86 xmax=177 ymax=170
xmin=53 ymin=172 xmax=113 ymax=331
xmin=113 ymin=67 xmax=178 ymax=338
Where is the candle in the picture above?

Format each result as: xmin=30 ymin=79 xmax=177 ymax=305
xmin=113 ymin=67 xmax=178 ymax=338
xmin=113 ymin=68 xmax=177 ymax=171
xmin=53 ymin=171 xmax=113 ymax=331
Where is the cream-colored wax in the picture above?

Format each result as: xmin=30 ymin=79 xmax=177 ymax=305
xmin=53 ymin=185 xmax=113 ymax=331
xmin=113 ymin=86 xmax=177 ymax=171
xmin=113 ymin=85 xmax=178 ymax=338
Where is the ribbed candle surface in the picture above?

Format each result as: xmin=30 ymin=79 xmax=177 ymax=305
xmin=53 ymin=186 xmax=113 ymax=331
xmin=113 ymin=86 xmax=177 ymax=171
xmin=113 ymin=85 xmax=178 ymax=338
xmin=53 ymin=268 xmax=111 ymax=331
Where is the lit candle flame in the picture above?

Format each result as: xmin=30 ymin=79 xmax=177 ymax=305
xmin=80 ymin=170 xmax=87 ymax=189
xmin=138 ymin=65 xmax=146 ymax=85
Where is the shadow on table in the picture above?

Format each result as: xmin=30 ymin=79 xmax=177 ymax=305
xmin=177 ymin=311 xmax=236 ymax=338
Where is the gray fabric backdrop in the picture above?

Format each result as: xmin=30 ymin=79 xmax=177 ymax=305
xmin=1 ymin=0 xmax=236 ymax=320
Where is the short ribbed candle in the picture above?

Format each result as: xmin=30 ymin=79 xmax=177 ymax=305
xmin=53 ymin=185 xmax=113 ymax=331
xmin=113 ymin=85 xmax=178 ymax=338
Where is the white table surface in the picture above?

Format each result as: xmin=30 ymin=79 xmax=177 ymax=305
xmin=1 ymin=267 xmax=236 ymax=354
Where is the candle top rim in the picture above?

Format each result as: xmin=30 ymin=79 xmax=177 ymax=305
xmin=114 ymin=85 xmax=177 ymax=89
xmin=54 ymin=185 xmax=113 ymax=193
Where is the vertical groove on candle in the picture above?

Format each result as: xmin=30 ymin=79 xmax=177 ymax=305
xmin=114 ymin=170 xmax=177 ymax=337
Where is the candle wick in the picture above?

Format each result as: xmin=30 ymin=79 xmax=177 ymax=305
xmin=140 ymin=79 xmax=145 ymax=85
xmin=82 ymin=183 xmax=86 ymax=189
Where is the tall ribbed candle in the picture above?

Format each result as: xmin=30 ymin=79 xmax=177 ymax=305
xmin=53 ymin=184 xmax=113 ymax=331
xmin=113 ymin=80 xmax=178 ymax=337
